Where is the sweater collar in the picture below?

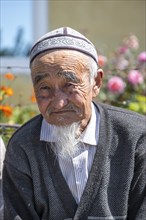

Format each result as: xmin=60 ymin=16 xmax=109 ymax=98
xmin=40 ymin=102 xmax=100 ymax=146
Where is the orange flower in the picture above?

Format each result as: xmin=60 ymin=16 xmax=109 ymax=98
xmin=0 ymin=86 xmax=7 ymax=92
xmin=30 ymin=91 xmax=36 ymax=103
xmin=0 ymin=105 xmax=13 ymax=117
xmin=4 ymin=72 xmax=15 ymax=80
xmin=0 ymin=86 xmax=14 ymax=96
xmin=6 ymin=87 xmax=13 ymax=96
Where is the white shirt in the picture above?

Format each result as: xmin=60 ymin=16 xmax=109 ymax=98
xmin=0 ymin=136 xmax=6 ymax=179
xmin=40 ymin=103 xmax=100 ymax=204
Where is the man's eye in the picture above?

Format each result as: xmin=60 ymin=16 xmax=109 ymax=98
xmin=65 ymin=83 xmax=74 ymax=88
xmin=40 ymin=86 xmax=50 ymax=90
xmin=66 ymin=83 xmax=72 ymax=87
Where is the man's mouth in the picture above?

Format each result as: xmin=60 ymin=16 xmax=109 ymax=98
xmin=50 ymin=109 xmax=75 ymax=114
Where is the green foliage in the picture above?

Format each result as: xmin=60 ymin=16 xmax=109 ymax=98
xmin=9 ymin=105 xmax=39 ymax=124
xmin=128 ymin=95 xmax=146 ymax=114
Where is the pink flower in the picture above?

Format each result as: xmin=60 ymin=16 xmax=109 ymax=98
xmin=123 ymin=34 xmax=139 ymax=50
xmin=107 ymin=76 xmax=126 ymax=93
xmin=118 ymin=46 xmax=129 ymax=54
xmin=137 ymin=51 xmax=146 ymax=63
xmin=116 ymin=57 xmax=129 ymax=70
xmin=128 ymin=70 xmax=144 ymax=85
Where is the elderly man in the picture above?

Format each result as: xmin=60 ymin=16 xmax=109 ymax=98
xmin=3 ymin=27 xmax=146 ymax=220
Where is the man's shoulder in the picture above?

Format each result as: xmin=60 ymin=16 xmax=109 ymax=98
xmin=4 ymin=115 xmax=43 ymax=174
xmin=95 ymin=102 xmax=146 ymax=130
xmin=8 ymin=114 xmax=43 ymax=145
xmin=96 ymin=102 xmax=145 ymax=118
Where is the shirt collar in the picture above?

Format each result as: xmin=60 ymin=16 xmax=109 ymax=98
xmin=40 ymin=102 xmax=100 ymax=146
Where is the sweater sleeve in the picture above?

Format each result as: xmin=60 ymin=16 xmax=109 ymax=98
xmin=3 ymin=162 xmax=40 ymax=220
xmin=127 ymin=134 xmax=146 ymax=220
xmin=2 ymin=134 xmax=41 ymax=220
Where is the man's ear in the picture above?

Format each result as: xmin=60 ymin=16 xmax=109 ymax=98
xmin=92 ymin=69 xmax=104 ymax=98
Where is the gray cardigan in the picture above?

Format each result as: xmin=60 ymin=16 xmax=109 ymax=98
xmin=3 ymin=103 xmax=146 ymax=220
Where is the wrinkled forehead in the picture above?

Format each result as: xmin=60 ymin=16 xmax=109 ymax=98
xmin=30 ymin=49 xmax=90 ymax=74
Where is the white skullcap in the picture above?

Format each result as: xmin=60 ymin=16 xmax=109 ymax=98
xmin=30 ymin=27 xmax=98 ymax=64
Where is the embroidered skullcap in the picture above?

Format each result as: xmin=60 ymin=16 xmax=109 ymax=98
xmin=30 ymin=27 xmax=98 ymax=64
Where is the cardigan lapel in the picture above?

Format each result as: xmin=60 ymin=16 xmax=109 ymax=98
xmin=74 ymin=103 xmax=110 ymax=219
xmin=31 ymin=115 xmax=77 ymax=216
xmin=46 ymin=144 xmax=78 ymax=217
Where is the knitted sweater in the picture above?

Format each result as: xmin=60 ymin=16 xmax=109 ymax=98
xmin=3 ymin=103 xmax=146 ymax=220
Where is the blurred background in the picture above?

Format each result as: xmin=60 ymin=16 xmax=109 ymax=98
xmin=0 ymin=0 xmax=146 ymax=141
xmin=0 ymin=0 xmax=145 ymax=56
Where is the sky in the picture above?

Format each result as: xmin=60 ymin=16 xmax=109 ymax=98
xmin=0 ymin=0 xmax=32 ymax=49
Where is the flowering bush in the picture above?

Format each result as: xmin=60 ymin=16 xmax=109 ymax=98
xmin=98 ymin=34 xmax=146 ymax=115
xmin=0 ymin=72 xmax=38 ymax=125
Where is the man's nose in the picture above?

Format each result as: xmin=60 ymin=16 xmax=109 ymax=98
xmin=52 ymin=90 xmax=68 ymax=109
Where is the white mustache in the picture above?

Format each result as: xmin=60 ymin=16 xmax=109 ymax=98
xmin=47 ymin=104 xmax=82 ymax=115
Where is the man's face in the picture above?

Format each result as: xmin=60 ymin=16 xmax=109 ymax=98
xmin=31 ymin=50 xmax=100 ymax=129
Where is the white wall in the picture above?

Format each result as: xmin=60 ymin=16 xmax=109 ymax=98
xmin=32 ymin=0 xmax=49 ymax=44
